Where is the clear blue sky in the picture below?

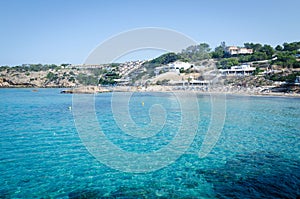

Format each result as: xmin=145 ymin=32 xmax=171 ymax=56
xmin=1 ymin=0 xmax=300 ymax=66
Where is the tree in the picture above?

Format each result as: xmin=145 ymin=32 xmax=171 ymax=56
xmin=61 ymin=63 xmax=70 ymax=67
xmin=283 ymin=42 xmax=300 ymax=51
xmin=179 ymin=67 xmax=185 ymax=73
xmin=77 ymin=73 xmax=99 ymax=85
xmin=211 ymin=42 xmax=226 ymax=58
xmin=221 ymin=41 xmax=226 ymax=49
xmin=180 ymin=43 xmax=211 ymax=62
xmin=244 ymin=43 xmax=262 ymax=52
xmin=149 ymin=52 xmax=181 ymax=65
xmin=260 ymin=45 xmax=274 ymax=57
xmin=219 ymin=58 xmax=239 ymax=69
xmin=253 ymin=67 xmax=262 ymax=76
xmin=46 ymin=72 xmax=55 ymax=80
xmin=250 ymin=52 xmax=268 ymax=61
xmin=187 ymin=77 xmax=192 ymax=84
xmin=275 ymin=45 xmax=283 ymax=51
xmin=272 ymin=52 xmax=298 ymax=68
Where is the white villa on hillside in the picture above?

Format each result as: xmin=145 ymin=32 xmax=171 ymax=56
xmin=219 ymin=64 xmax=256 ymax=76
xmin=155 ymin=61 xmax=192 ymax=75
xmin=226 ymin=46 xmax=253 ymax=55
xmin=168 ymin=61 xmax=191 ymax=71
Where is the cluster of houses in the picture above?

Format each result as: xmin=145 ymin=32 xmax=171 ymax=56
xmin=68 ymin=64 xmax=105 ymax=69
xmin=111 ymin=60 xmax=145 ymax=85
xmin=118 ymin=60 xmax=145 ymax=77
xmin=69 ymin=60 xmax=145 ymax=73
xmin=69 ymin=45 xmax=300 ymax=86
xmin=152 ymin=45 xmax=255 ymax=77
xmin=154 ymin=61 xmax=256 ymax=77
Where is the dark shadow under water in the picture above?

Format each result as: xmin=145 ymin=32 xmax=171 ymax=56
xmin=196 ymin=151 xmax=300 ymax=199
xmin=65 ymin=151 xmax=299 ymax=199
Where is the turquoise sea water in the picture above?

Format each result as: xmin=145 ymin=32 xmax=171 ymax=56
xmin=0 ymin=88 xmax=299 ymax=198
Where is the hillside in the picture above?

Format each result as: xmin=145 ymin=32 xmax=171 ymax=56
xmin=0 ymin=41 xmax=300 ymax=88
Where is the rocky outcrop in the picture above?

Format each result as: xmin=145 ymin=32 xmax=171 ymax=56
xmin=0 ymin=77 xmax=33 ymax=87
xmin=61 ymin=86 xmax=110 ymax=94
xmin=0 ymin=69 xmax=79 ymax=88
xmin=0 ymin=78 xmax=10 ymax=87
xmin=223 ymin=76 xmax=274 ymax=87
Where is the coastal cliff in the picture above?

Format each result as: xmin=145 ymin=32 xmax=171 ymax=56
xmin=0 ymin=67 xmax=79 ymax=88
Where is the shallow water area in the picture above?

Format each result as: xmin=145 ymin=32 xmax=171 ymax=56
xmin=0 ymin=88 xmax=299 ymax=198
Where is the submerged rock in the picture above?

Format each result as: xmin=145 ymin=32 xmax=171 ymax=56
xmin=198 ymin=151 xmax=300 ymax=199
xmin=68 ymin=189 xmax=102 ymax=199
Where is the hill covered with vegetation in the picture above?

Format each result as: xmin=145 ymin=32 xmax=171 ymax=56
xmin=142 ymin=41 xmax=300 ymax=69
xmin=138 ymin=41 xmax=300 ymax=84
xmin=0 ymin=41 xmax=299 ymax=87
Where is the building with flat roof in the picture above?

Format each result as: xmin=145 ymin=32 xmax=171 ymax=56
xmin=219 ymin=64 xmax=256 ymax=76
xmin=226 ymin=46 xmax=253 ymax=55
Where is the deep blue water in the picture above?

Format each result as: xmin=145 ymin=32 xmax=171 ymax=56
xmin=0 ymin=88 xmax=299 ymax=198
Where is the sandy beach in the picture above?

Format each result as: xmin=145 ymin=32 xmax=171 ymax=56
xmin=61 ymin=85 xmax=300 ymax=98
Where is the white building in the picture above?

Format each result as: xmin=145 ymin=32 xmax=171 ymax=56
xmin=155 ymin=61 xmax=192 ymax=75
xmin=226 ymin=46 xmax=253 ymax=55
xmin=168 ymin=61 xmax=191 ymax=71
xmin=219 ymin=64 xmax=256 ymax=76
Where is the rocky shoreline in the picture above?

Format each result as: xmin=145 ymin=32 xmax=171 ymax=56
xmin=58 ymin=85 xmax=300 ymax=98
xmin=1 ymin=69 xmax=299 ymax=97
